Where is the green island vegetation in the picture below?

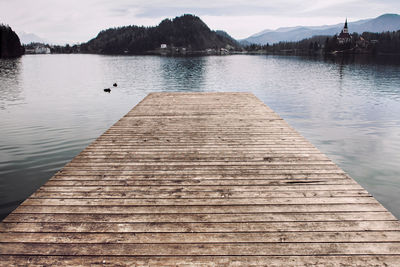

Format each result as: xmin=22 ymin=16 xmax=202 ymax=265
xmin=79 ymin=14 xmax=240 ymax=55
xmin=0 ymin=24 xmax=24 ymax=58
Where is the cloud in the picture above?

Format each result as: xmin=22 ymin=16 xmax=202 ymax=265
xmin=132 ymin=5 xmax=291 ymax=18
xmin=0 ymin=0 xmax=399 ymax=44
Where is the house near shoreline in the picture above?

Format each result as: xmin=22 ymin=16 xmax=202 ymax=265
xmin=25 ymin=45 xmax=51 ymax=54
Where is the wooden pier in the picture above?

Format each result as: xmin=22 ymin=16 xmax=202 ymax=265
xmin=1 ymin=92 xmax=399 ymax=266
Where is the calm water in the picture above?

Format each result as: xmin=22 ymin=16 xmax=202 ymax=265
xmin=1 ymin=54 xmax=400 ymax=220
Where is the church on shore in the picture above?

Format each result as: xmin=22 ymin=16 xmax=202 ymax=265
xmin=337 ymin=19 xmax=352 ymax=44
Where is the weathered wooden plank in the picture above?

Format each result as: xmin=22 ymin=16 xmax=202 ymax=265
xmin=31 ymin=189 xmax=371 ymax=199
xmin=42 ymin=179 xmax=356 ymax=186
xmin=91 ymin=139 xmax=312 ymax=143
xmin=20 ymin=197 xmax=378 ymax=206
xmin=50 ymin=173 xmax=349 ymax=180
xmin=50 ymin=173 xmax=351 ymax=180
xmin=2 ymin=231 xmax=400 ymax=243
xmin=102 ymin=131 xmax=313 ymax=135
xmin=71 ymin=160 xmax=329 ymax=168
xmin=85 ymin=145 xmax=321 ymax=149
xmin=12 ymin=203 xmax=388 ymax=214
xmin=97 ymin=134 xmax=307 ymax=138
xmin=71 ymin=156 xmax=331 ymax=162
xmin=2 ymin=221 xmax=399 ymax=233
xmin=63 ymin=161 xmax=335 ymax=167
xmin=2 ymin=255 xmax=400 ymax=267
xmin=36 ymin=184 xmax=364 ymax=192
xmin=55 ymin=170 xmax=346 ymax=176
xmin=1 ymin=243 xmax=400 ymax=256
xmin=3 ymin=212 xmax=395 ymax=223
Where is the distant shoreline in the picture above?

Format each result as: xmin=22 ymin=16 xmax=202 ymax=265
xmin=20 ymin=50 xmax=400 ymax=58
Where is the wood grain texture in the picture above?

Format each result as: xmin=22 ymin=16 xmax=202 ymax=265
xmin=1 ymin=92 xmax=399 ymax=266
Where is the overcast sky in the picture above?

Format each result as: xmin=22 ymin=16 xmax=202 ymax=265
xmin=1 ymin=0 xmax=399 ymax=44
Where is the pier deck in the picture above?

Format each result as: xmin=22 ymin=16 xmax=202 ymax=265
xmin=1 ymin=92 xmax=399 ymax=266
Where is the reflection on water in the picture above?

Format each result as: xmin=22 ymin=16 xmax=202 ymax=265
xmin=324 ymin=53 xmax=400 ymax=66
xmin=0 ymin=58 xmax=23 ymax=109
xmin=160 ymin=57 xmax=207 ymax=91
xmin=0 ymin=54 xmax=400 ymax=220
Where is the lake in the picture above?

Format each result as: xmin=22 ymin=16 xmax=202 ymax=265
xmin=1 ymin=54 xmax=400 ymax=220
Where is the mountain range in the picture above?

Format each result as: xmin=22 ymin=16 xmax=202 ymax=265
xmin=18 ymin=32 xmax=48 ymax=45
xmin=242 ymin=13 xmax=400 ymax=45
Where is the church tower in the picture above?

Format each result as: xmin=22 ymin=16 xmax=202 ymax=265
xmin=337 ymin=18 xmax=351 ymax=44
xmin=343 ymin=18 xmax=349 ymax=34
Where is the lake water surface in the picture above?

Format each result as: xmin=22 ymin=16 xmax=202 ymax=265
xmin=1 ymin=54 xmax=400 ymax=220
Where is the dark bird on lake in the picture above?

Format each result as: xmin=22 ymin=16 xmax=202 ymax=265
xmin=113 ymin=83 xmax=118 ymax=87
xmin=104 ymin=88 xmax=111 ymax=93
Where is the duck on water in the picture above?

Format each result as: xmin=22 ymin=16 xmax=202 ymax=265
xmin=104 ymin=83 xmax=117 ymax=93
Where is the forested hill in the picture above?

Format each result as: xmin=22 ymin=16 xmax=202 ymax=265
xmin=80 ymin=14 xmax=240 ymax=54
xmin=0 ymin=25 xmax=24 ymax=58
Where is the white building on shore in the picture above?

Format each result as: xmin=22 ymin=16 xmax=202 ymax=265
xmin=25 ymin=45 xmax=51 ymax=54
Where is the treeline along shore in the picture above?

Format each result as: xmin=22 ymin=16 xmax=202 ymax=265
xmin=25 ymin=30 xmax=400 ymax=57
xmin=0 ymin=24 xmax=24 ymax=58
xmin=245 ymin=30 xmax=400 ymax=56
xmin=41 ymin=29 xmax=400 ymax=57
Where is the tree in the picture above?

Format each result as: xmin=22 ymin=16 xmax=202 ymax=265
xmin=0 ymin=24 xmax=24 ymax=58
